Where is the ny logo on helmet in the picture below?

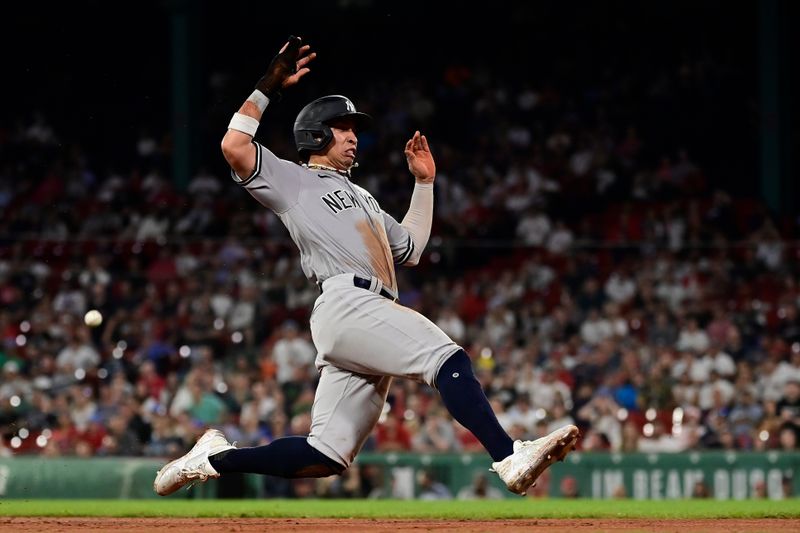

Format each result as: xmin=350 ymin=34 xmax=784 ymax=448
xmin=345 ymin=99 xmax=355 ymax=113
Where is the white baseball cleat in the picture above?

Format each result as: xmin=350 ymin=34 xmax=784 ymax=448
xmin=153 ymin=428 xmax=236 ymax=496
xmin=491 ymin=424 xmax=580 ymax=496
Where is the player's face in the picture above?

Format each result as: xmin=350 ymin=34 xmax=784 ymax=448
xmin=324 ymin=118 xmax=358 ymax=170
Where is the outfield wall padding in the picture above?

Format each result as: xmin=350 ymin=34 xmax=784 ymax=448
xmin=356 ymin=451 xmax=800 ymax=500
xmin=0 ymin=452 xmax=797 ymax=499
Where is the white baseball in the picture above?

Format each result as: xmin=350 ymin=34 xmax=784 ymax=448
xmin=84 ymin=309 xmax=103 ymax=327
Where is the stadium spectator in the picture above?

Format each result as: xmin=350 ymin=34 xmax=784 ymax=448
xmin=559 ymin=475 xmax=580 ymax=498
xmin=417 ymin=469 xmax=453 ymax=500
xmin=456 ymin=472 xmax=504 ymax=500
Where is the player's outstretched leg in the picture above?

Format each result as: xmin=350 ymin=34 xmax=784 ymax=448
xmin=489 ymin=425 xmax=579 ymax=495
xmin=153 ymin=430 xmax=343 ymax=496
xmin=435 ymin=349 xmax=579 ymax=495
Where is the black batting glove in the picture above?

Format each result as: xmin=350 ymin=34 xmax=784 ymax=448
xmin=255 ymin=35 xmax=302 ymax=102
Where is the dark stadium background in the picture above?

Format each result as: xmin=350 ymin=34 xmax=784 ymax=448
xmin=4 ymin=0 xmax=796 ymax=204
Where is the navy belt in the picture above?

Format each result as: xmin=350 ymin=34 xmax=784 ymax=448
xmin=318 ymin=275 xmax=395 ymax=301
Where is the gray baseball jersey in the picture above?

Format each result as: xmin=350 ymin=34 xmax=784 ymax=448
xmin=233 ymin=142 xmax=415 ymax=293
xmin=232 ymin=142 xmax=460 ymax=468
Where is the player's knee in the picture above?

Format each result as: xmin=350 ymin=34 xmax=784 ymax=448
xmin=315 ymin=460 xmax=346 ymax=477
xmin=435 ymin=349 xmax=476 ymax=389
xmin=309 ymin=443 xmax=348 ymax=476
xmin=295 ymin=462 xmax=345 ymax=478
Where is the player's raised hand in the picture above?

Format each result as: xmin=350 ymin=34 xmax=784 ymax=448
xmin=404 ymin=131 xmax=436 ymax=184
xmin=255 ymin=36 xmax=317 ymax=100
xmin=278 ymin=37 xmax=316 ymax=88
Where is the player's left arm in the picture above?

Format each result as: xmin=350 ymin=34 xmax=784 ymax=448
xmin=221 ymin=36 xmax=316 ymax=178
xmin=397 ymin=130 xmax=435 ymax=266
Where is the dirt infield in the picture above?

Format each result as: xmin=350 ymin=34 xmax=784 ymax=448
xmin=1 ymin=518 xmax=798 ymax=532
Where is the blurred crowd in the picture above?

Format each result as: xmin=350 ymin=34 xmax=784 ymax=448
xmin=1 ymin=49 xmax=800 ymax=483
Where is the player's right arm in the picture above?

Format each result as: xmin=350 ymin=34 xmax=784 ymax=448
xmin=220 ymin=36 xmax=316 ymax=177
xmin=397 ymin=131 xmax=436 ymax=265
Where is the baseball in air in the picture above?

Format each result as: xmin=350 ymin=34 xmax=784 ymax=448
xmin=84 ymin=309 xmax=103 ymax=328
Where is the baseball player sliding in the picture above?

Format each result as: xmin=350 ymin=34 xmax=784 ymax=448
xmin=154 ymin=36 xmax=578 ymax=497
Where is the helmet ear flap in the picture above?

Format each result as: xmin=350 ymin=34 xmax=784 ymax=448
xmin=318 ymin=123 xmax=333 ymax=149
xmin=295 ymin=123 xmax=334 ymax=161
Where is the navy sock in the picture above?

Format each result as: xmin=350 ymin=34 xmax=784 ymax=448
xmin=209 ymin=436 xmax=344 ymax=478
xmin=436 ymin=350 xmax=514 ymax=461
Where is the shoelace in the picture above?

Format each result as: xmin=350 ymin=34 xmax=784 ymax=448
xmin=181 ymin=440 xmax=238 ymax=491
xmin=489 ymin=441 xmax=525 ymax=473
xmin=180 ymin=468 xmax=210 ymax=490
xmin=487 ymin=440 xmax=541 ymax=472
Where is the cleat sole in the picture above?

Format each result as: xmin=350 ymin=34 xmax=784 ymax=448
xmin=507 ymin=425 xmax=581 ymax=496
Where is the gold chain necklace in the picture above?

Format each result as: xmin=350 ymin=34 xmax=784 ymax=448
xmin=304 ymin=163 xmax=351 ymax=177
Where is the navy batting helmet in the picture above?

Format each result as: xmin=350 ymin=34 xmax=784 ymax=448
xmin=293 ymin=95 xmax=372 ymax=160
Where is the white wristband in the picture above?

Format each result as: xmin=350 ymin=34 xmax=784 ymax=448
xmin=247 ymin=90 xmax=270 ymax=113
xmin=228 ymin=113 xmax=260 ymax=137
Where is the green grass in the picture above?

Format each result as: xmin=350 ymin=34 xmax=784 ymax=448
xmin=0 ymin=499 xmax=799 ymax=519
